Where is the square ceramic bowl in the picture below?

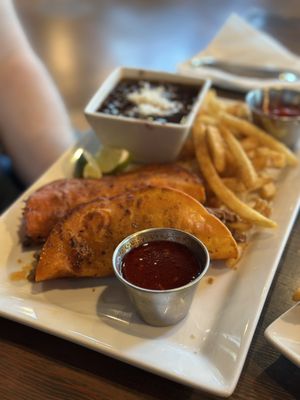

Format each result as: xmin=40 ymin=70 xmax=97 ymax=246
xmin=84 ymin=67 xmax=211 ymax=163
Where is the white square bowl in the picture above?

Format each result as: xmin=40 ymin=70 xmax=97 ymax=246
xmin=84 ymin=67 xmax=211 ymax=163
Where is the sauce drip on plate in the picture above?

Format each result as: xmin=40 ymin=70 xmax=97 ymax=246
xmin=121 ymin=240 xmax=202 ymax=290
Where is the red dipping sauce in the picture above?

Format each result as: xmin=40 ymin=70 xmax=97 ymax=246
xmin=121 ymin=240 xmax=202 ymax=290
xmin=268 ymin=105 xmax=300 ymax=118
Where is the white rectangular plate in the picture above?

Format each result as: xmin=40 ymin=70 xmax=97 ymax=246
xmin=1 ymin=132 xmax=300 ymax=397
xmin=265 ymin=303 xmax=300 ymax=367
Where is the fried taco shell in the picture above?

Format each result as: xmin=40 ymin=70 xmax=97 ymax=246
xmin=35 ymin=186 xmax=237 ymax=281
xmin=24 ymin=164 xmax=205 ymax=244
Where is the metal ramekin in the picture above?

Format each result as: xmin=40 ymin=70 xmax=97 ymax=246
xmin=112 ymin=228 xmax=210 ymax=327
xmin=246 ymin=88 xmax=300 ymax=149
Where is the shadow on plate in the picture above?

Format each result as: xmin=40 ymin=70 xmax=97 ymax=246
xmin=30 ymin=276 xmax=107 ymax=294
xmin=97 ymin=280 xmax=180 ymax=339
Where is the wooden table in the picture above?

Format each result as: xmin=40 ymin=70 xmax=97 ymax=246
xmin=1 ymin=1 xmax=299 ymax=398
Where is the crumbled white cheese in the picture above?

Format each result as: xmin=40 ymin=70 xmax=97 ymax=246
xmin=127 ymin=83 xmax=181 ymax=116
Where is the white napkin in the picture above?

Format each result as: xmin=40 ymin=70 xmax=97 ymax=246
xmin=178 ymin=14 xmax=300 ymax=91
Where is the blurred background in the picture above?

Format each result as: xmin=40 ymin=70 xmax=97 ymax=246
xmin=14 ymin=0 xmax=300 ymax=132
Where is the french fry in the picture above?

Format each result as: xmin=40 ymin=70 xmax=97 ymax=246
xmin=192 ymin=124 xmax=277 ymax=228
xmin=220 ymin=113 xmax=298 ymax=166
xmin=260 ymin=182 xmax=276 ymax=199
xmin=226 ymin=102 xmax=250 ymax=119
xmin=220 ymin=126 xmax=258 ymax=189
xmin=205 ymin=90 xmax=225 ymax=116
xmin=255 ymin=147 xmax=286 ymax=168
xmin=197 ymin=114 xmax=218 ymax=126
xmin=240 ymin=136 xmax=259 ymax=151
xmin=222 ymin=177 xmax=246 ymax=193
xmin=292 ymin=288 xmax=300 ymax=301
xmin=252 ymin=198 xmax=272 ymax=217
xmin=250 ymin=153 xmax=286 ymax=170
xmin=224 ymin=147 xmax=236 ymax=171
xmin=207 ymin=126 xmax=226 ymax=173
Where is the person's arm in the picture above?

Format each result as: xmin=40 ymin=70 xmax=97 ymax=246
xmin=0 ymin=1 xmax=75 ymax=184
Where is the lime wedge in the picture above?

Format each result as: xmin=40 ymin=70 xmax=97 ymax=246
xmin=74 ymin=147 xmax=130 ymax=178
xmin=95 ymin=147 xmax=130 ymax=174
xmin=73 ymin=151 xmax=88 ymax=178
xmin=82 ymin=150 xmax=102 ymax=179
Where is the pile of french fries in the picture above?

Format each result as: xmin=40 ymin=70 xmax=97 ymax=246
xmin=182 ymin=90 xmax=299 ymax=266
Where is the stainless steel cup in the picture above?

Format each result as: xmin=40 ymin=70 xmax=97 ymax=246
xmin=246 ymin=88 xmax=300 ymax=149
xmin=112 ymin=228 xmax=210 ymax=327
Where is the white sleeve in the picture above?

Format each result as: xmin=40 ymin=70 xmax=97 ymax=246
xmin=0 ymin=1 xmax=32 ymax=60
xmin=0 ymin=0 xmax=75 ymax=184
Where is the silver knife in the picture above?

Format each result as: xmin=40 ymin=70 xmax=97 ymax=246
xmin=190 ymin=57 xmax=299 ymax=82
